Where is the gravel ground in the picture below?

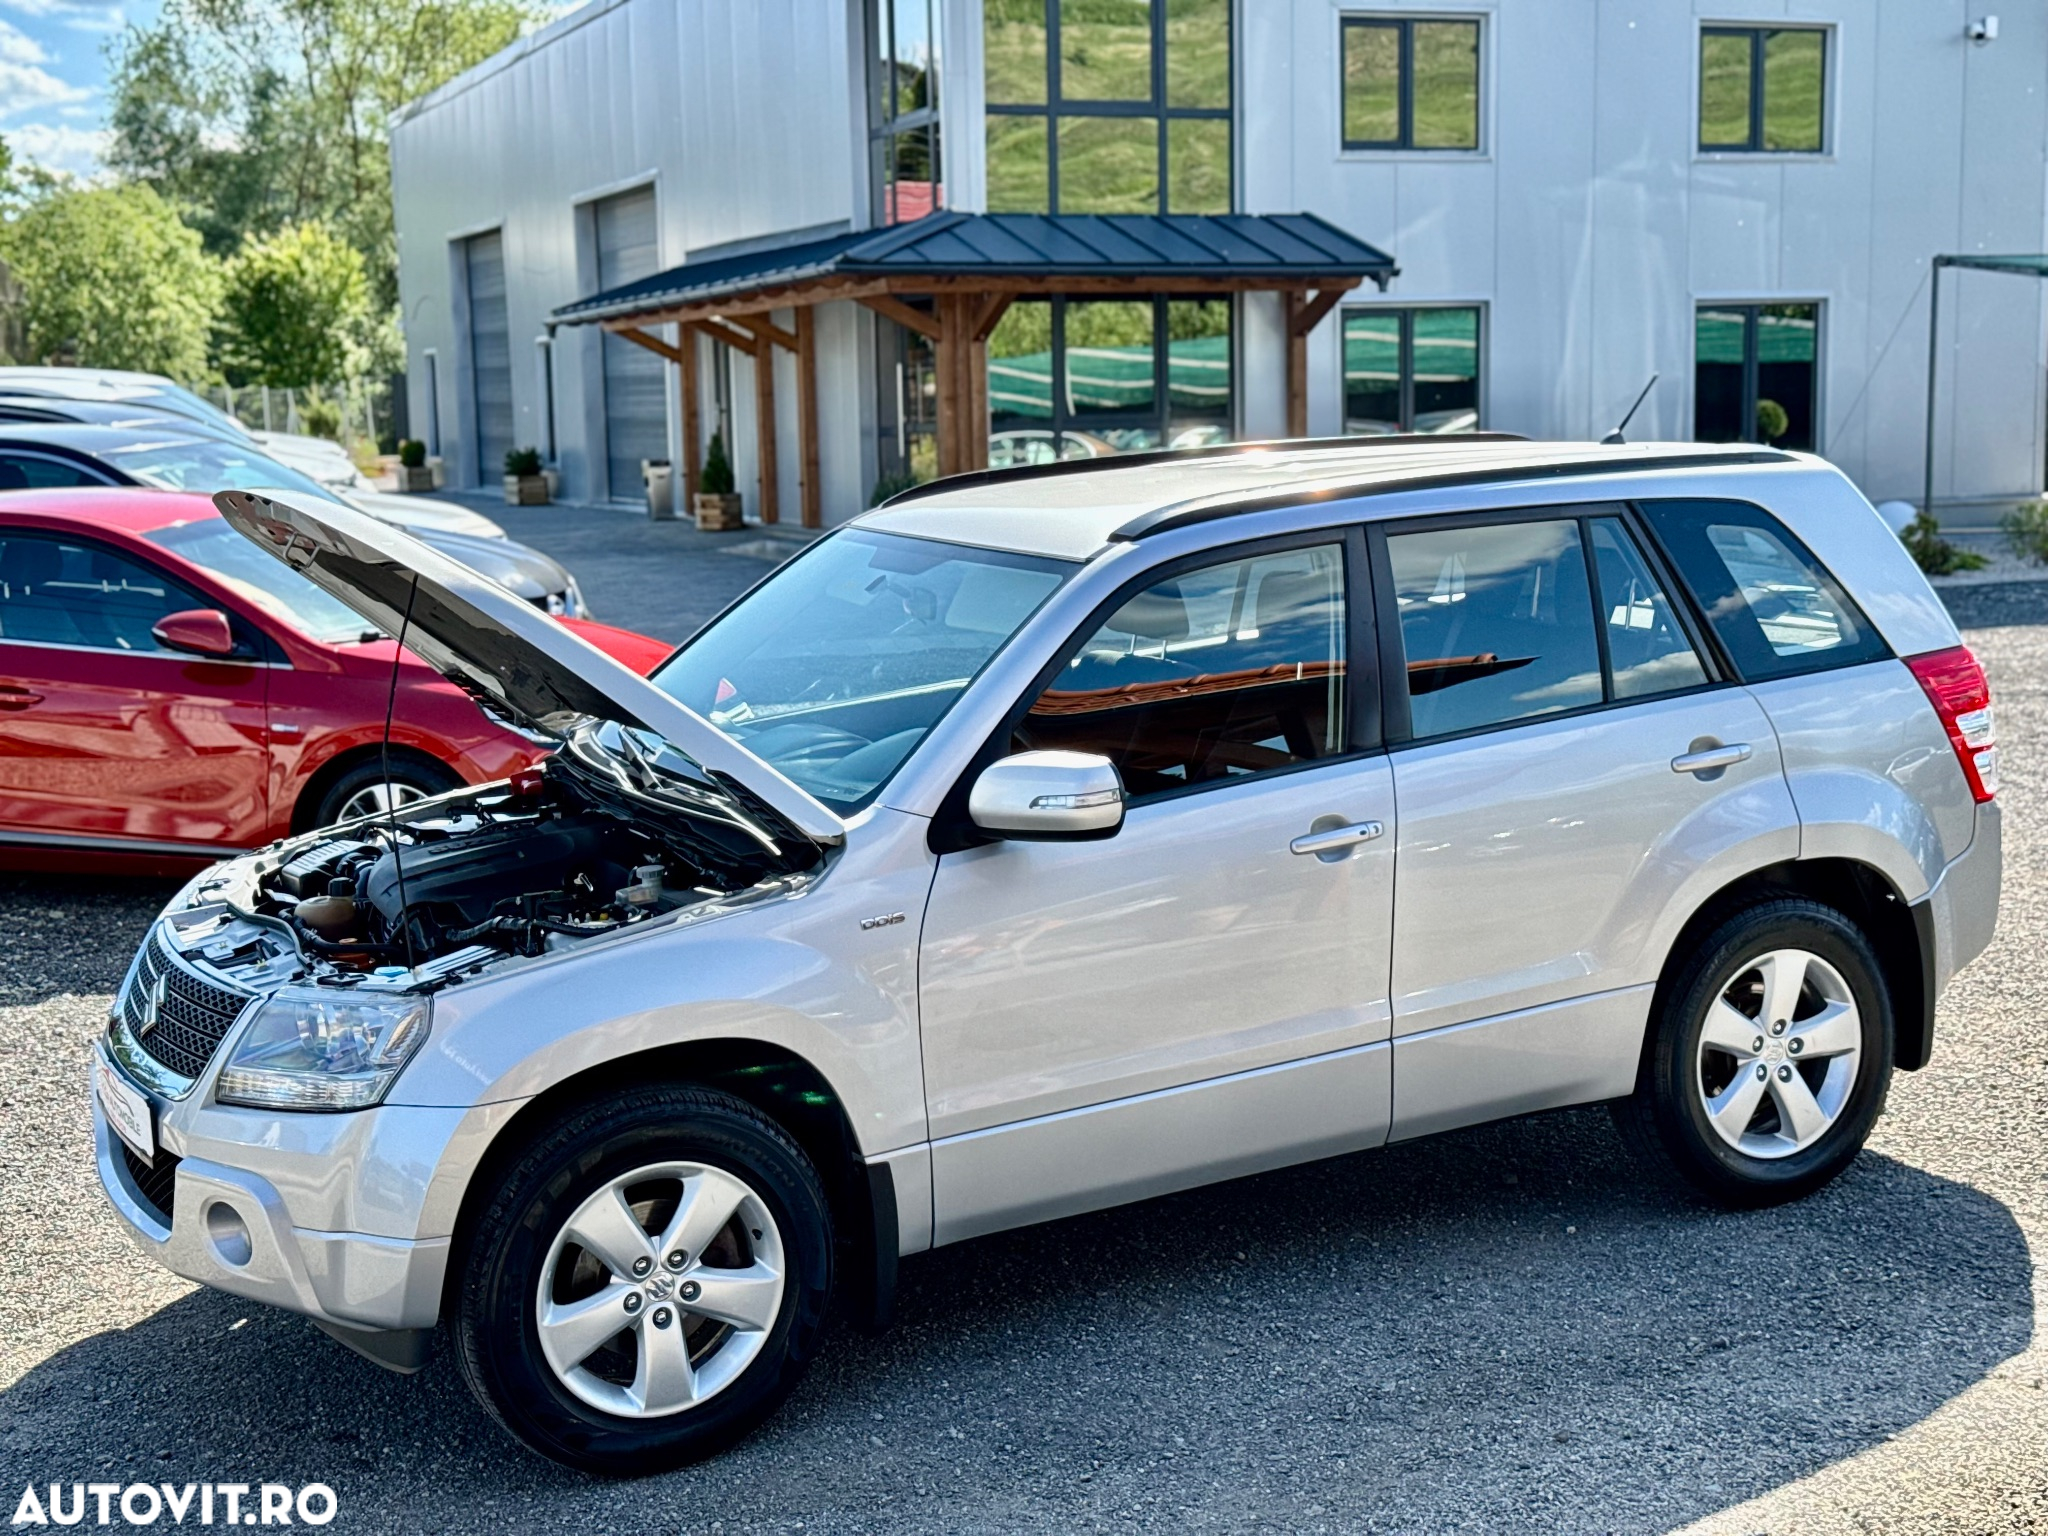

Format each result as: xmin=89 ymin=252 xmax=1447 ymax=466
xmin=0 ymin=577 xmax=2042 ymax=1534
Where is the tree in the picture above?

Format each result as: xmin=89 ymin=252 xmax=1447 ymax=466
xmin=0 ymin=183 xmax=219 ymax=376
xmin=107 ymin=0 xmax=541 ymax=307
xmin=216 ymin=220 xmax=369 ymax=387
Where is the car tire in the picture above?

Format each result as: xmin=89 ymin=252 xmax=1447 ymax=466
xmin=1614 ymin=897 xmax=1893 ymax=1209
xmin=453 ymin=1084 xmax=833 ymax=1474
xmin=310 ymin=755 xmax=461 ymax=828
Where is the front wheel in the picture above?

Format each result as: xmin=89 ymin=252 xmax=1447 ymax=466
xmin=1614 ymin=898 xmax=1893 ymax=1208
xmin=453 ymin=1085 xmax=833 ymax=1473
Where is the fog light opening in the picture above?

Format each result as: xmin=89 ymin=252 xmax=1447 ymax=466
xmin=205 ymin=1201 xmax=254 ymax=1268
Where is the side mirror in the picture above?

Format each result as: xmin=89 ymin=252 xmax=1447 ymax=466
xmin=152 ymin=608 xmax=239 ymax=658
xmin=968 ymin=750 xmax=1125 ymax=840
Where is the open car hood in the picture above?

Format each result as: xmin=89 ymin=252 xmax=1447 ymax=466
xmin=214 ymin=489 xmax=845 ymax=848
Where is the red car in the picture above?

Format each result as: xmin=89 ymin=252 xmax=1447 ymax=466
xmin=0 ymin=488 xmax=671 ymax=875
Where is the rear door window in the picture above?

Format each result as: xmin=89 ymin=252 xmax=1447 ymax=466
xmin=1637 ymin=499 xmax=1888 ymax=679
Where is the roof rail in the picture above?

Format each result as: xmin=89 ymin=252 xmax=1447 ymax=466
xmin=875 ymin=431 xmax=1532 ymax=508
xmin=1107 ymin=449 xmax=1794 ymax=540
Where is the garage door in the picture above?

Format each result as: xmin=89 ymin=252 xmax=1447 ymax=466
xmin=595 ymin=189 xmax=666 ymax=502
xmin=464 ymin=230 xmax=514 ymax=485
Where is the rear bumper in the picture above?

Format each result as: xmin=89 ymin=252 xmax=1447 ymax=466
xmin=91 ymin=1048 xmax=450 ymax=1335
xmin=1906 ymin=800 xmax=2001 ymax=1069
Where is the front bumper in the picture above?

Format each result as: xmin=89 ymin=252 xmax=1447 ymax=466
xmin=91 ymin=1045 xmax=451 ymax=1334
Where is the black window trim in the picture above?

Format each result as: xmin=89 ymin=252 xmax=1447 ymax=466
xmin=1367 ymin=502 xmax=1733 ymax=751
xmin=983 ymin=0 xmax=1234 ymax=215
xmin=1339 ymin=301 xmax=1486 ymax=435
xmin=1338 ymin=13 xmax=1484 ymax=154
xmin=1697 ymin=23 xmax=1829 ymax=156
xmin=928 ymin=524 xmax=1380 ymax=854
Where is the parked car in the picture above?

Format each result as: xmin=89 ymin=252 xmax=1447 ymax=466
xmin=0 ymin=381 xmax=509 ymax=541
xmin=90 ymin=442 xmax=1997 ymax=1474
xmin=0 ymin=424 xmax=579 ymax=613
xmin=0 ymin=488 xmax=663 ymax=874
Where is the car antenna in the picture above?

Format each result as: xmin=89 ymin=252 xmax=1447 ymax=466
xmin=1601 ymin=373 xmax=1659 ymax=445
xmin=379 ymin=572 xmax=420 ymax=974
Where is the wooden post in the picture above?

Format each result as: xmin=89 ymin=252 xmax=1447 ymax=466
xmin=963 ymin=293 xmax=1011 ymax=474
xmin=932 ymin=294 xmax=960 ymax=478
xmin=1285 ymin=290 xmax=1309 ymax=439
xmin=753 ymin=321 xmax=779 ymax=524
xmin=795 ymin=306 xmax=821 ymax=529
xmin=679 ymin=323 xmax=702 ymax=501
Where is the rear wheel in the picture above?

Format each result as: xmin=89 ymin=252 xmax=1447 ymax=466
xmin=453 ymin=1085 xmax=833 ymax=1474
xmin=311 ymin=755 xmax=460 ymax=828
xmin=1615 ymin=898 xmax=1892 ymax=1208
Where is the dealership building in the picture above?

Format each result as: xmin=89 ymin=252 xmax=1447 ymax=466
xmin=389 ymin=0 xmax=2046 ymax=525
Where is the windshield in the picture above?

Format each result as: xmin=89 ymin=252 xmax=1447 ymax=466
xmin=104 ymin=437 xmax=336 ymax=500
xmin=145 ymin=519 xmax=375 ymax=644
xmin=653 ymin=529 xmax=1070 ymax=811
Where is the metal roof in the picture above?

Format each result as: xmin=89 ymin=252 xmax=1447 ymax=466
xmin=550 ymin=212 xmax=1398 ymax=326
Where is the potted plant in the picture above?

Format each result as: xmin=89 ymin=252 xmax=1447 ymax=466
xmin=504 ymin=447 xmax=549 ymax=505
xmin=694 ymin=432 xmax=745 ymax=531
xmin=396 ymin=439 xmax=434 ymax=493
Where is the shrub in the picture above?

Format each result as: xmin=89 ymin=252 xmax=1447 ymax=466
xmin=2001 ymin=501 xmax=2048 ymax=565
xmin=700 ymin=430 xmax=736 ymax=495
xmin=504 ymin=446 xmax=543 ymax=477
xmin=299 ymin=397 xmax=343 ymax=440
xmin=870 ymin=469 xmax=924 ymax=505
xmin=1905 ymin=512 xmax=1988 ymax=576
xmin=1754 ymin=397 xmax=1789 ymax=443
xmin=397 ymin=438 xmax=427 ymax=469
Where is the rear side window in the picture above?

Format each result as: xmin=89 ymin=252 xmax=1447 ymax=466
xmin=1637 ymin=499 xmax=1888 ymax=680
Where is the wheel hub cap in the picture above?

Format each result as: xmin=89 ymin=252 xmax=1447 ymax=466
xmin=534 ymin=1160 xmax=785 ymax=1420
xmin=1694 ymin=947 xmax=1862 ymax=1160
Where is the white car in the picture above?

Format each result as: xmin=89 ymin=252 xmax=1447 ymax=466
xmin=91 ymin=440 xmax=1999 ymax=1473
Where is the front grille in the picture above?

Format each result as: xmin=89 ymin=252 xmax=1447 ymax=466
xmin=121 ymin=1143 xmax=180 ymax=1226
xmin=120 ymin=927 xmax=252 ymax=1080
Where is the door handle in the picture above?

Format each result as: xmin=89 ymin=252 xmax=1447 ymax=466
xmin=1671 ymin=742 xmax=1752 ymax=776
xmin=0 ymin=686 xmax=43 ymax=711
xmin=1290 ymin=820 xmax=1385 ymax=858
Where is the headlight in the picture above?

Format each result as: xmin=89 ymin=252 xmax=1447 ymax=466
xmin=216 ymin=988 xmax=430 ymax=1111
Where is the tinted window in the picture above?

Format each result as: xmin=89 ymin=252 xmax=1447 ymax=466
xmin=0 ymin=534 xmax=204 ymax=651
xmin=655 ymin=530 xmax=1069 ymax=812
xmin=99 ymin=438 xmax=335 ymax=500
xmin=1637 ymin=499 xmax=1887 ymax=680
xmin=0 ymin=453 xmax=104 ymax=489
xmin=1588 ymin=517 xmax=1708 ymax=699
xmin=1388 ymin=519 xmax=1601 ymax=738
xmin=1015 ymin=543 xmax=1347 ymax=800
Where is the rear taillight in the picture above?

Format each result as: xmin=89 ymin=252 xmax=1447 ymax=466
xmin=1908 ymin=645 xmax=1997 ymax=802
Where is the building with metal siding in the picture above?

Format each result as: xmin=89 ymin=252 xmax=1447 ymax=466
xmin=390 ymin=0 xmax=2047 ymax=522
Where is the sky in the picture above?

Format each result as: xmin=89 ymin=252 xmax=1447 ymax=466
xmin=0 ymin=0 xmax=153 ymax=179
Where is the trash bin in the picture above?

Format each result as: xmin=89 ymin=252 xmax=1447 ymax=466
xmin=642 ymin=459 xmax=675 ymax=521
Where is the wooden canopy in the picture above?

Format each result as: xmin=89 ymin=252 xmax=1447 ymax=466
xmin=551 ymin=212 xmax=1398 ymax=527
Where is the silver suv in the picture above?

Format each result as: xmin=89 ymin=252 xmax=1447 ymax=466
xmin=91 ymin=442 xmax=1999 ymax=1473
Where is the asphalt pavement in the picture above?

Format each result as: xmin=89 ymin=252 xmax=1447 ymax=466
xmin=0 ymin=527 xmax=2042 ymax=1534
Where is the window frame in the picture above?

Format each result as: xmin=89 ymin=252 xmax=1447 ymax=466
xmin=0 ymin=449 xmax=118 ymax=489
xmin=868 ymin=0 xmax=944 ymax=225
xmin=1339 ymin=302 xmax=1486 ymax=436
xmin=982 ymin=0 xmax=1235 ymax=215
xmin=928 ymin=524 xmax=1380 ymax=850
xmin=1696 ymin=23 xmax=1830 ymax=156
xmin=0 ymin=529 xmax=266 ymax=661
xmin=1691 ymin=299 xmax=1824 ymax=453
xmin=1367 ymin=503 xmax=1727 ymax=749
xmin=1338 ymin=12 xmax=1485 ymax=155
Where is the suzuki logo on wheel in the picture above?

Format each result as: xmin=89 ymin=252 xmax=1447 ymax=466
xmin=647 ymin=1272 xmax=674 ymax=1301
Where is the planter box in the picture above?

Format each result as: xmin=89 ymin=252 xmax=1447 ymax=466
xmin=694 ymin=492 xmax=745 ymax=532
xmin=396 ymin=466 xmax=435 ymax=492
xmin=503 ymin=474 xmax=549 ymax=505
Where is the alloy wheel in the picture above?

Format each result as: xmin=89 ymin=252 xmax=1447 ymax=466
xmin=1695 ymin=947 xmax=1863 ymax=1160
xmin=534 ymin=1161 xmax=785 ymax=1420
xmin=335 ymin=779 xmax=432 ymax=822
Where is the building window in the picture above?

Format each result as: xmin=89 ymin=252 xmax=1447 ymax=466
xmin=1340 ymin=16 xmax=1480 ymax=152
xmin=1341 ymin=305 xmax=1481 ymax=435
xmin=1698 ymin=26 xmax=1825 ymax=153
xmin=1694 ymin=303 xmax=1820 ymax=451
xmin=871 ymin=0 xmax=942 ymax=224
xmin=875 ymin=309 xmax=939 ymax=489
xmin=987 ymin=295 xmax=1232 ymax=463
xmin=983 ymin=0 xmax=1232 ymax=216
